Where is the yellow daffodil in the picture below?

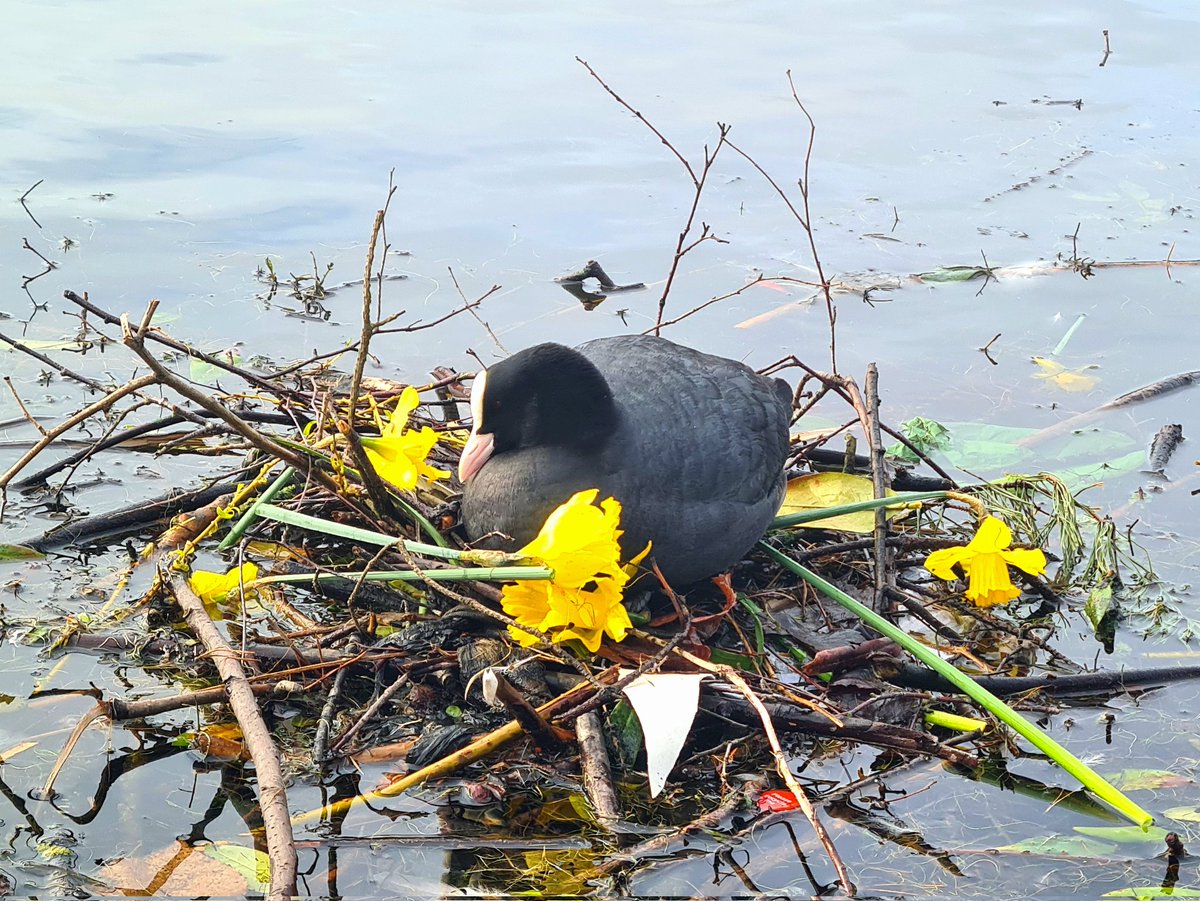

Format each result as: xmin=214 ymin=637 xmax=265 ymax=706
xmin=501 ymin=489 xmax=647 ymax=653
xmin=189 ymin=563 xmax=260 ymax=603
xmin=359 ymin=386 xmax=450 ymax=490
xmin=924 ymin=515 xmax=1047 ymax=607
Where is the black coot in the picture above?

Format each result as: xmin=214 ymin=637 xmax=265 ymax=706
xmin=458 ymin=335 xmax=792 ymax=584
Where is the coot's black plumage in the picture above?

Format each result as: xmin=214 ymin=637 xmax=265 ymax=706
xmin=458 ymin=335 xmax=792 ymax=584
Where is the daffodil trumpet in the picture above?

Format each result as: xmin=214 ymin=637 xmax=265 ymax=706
xmin=358 ymin=385 xmax=451 ymax=491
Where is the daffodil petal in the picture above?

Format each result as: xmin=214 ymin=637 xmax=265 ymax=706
xmin=970 ymin=516 xmax=1013 ymax=553
xmin=925 ymin=546 xmax=972 ymax=581
xmin=188 ymin=563 xmax=259 ymax=603
xmin=1000 ymin=547 xmax=1048 ymax=577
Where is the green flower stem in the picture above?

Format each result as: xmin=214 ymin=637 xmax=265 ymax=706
xmin=924 ymin=709 xmax=987 ymax=733
xmin=271 ymin=436 xmax=448 ymax=547
xmin=391 ymin=494 xmax=449 ymax=548
xmin=218 ymin=466 xmax=296 ymax=552
xmin=770 ymin=490 xmax=949 ymax=530
xmin=252 ymin=566 xmax=553 ymax=588
xmin=253 ymin=503 xmax=529 ymax=567
xmin=759 ymin=542 xmax=1154 ymax=829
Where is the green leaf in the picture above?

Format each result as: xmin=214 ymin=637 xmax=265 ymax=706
xmin=1084 ymin=584 xmax=1116 ymax=632
xmin=1106 ymin=768 xmax=1192 ymax=791
xmin=887 ymin=417 xmax=952 ymax=463
xmin=202 ymin=844 xmax=271 ymax=894
xmin=1101 ymin=889 xmax=1200 ymax=899
xmin=608 ymin=699 xmax=643 ymax=768
xmin=995 ymin=835 xmax=1117 ymax=856
xmin=189 ymin=348 xmax=242 ymax=385
xmin=1055 ymin=450 xmax=1146 ymax=487
xmin=0 ymin=544 xmax=43 ymax=562
xmin=1163 ymin=805 xmax=1200 ymax=823
xmin=917 ymin=265 xmax=993 ymax=283
xmin=1074 ymin=825 xmax=1168 ymax=844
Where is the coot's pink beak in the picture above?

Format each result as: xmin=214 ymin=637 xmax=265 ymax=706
xmin=459 ymin=368 xmax=492 ymax=482
xmin=458 ymin=430 xmax=494 ymax=482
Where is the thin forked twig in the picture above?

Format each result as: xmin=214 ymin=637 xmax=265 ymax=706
xmin=576 ymin=57 xmax=731 ymax=334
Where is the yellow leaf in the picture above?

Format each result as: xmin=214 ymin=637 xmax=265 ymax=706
xmin=778 ymin=472 xmax=896 ymax=533
xmin=1031 ymin=356 xmax=1100 ymax=393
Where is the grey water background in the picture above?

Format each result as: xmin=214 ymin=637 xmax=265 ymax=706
xmin=1 ymin=1 xmax=1199 ymax=897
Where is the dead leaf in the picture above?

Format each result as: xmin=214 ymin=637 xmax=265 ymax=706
xmin=777 ymin=472 xmax=896 ymax=533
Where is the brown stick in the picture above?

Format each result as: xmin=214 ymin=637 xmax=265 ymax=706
xmin=491 ymin=672 xmax=572 ymax=750
xmin=673 ymin=649 xmax=854 ymax=894
xmin=576 ymin=710 xmax=620 ymax=831
xmin=0 ymin=373 xmax=158 ymax=489
xmin=167 ymin=565 xmax=297 ymax=897
xmin=864 ymin=364 xmax=891 ymax=612
xmin=161 ymin=519 xmax=297 ymax=897
xmin=107 ymin=682 xmax=281 ymax=721
xmin=349 ymin=204 xmax=389 ymax=414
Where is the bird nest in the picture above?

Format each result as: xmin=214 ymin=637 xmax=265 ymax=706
xmin=3 ymin=288 xmax=1173 ymax=893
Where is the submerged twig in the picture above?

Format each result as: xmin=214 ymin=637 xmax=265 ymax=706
xmin=1019 ymin=370 xmax=1200 ymax=448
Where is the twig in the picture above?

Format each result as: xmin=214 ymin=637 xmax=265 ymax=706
xmin=349 ymin=205 xmax=389 ymax=414
xmin=160 ymin=507 xmax=296 ymax=897
xmin=64 ymin=290 xmax=287 ymax=394
xmin=3 ymin=377 xmax=47 ymax=435
xmin=584 ymin=782 xmax=752 ymax=879
xmin=106 ymin=681 xmax=283 ymax=721
xmin=575 ymin=57 xmax=729 ymax=334
xmin=642 ymin=275 xmax=765 ymax=334
xmin=1099 ymin=29 xmax=1112 ymax=67
xmin=491 ymin=672 xmax=572 ymax=749
xmin=576 ymin=57 xmax=695 ymax=180
xmin=312 ymin=665 xmax=349 ymax=764
xmin=0 ymin=373 xmax=157 ymax=490
xmin=118 ymin=303 xmax=335 ymax=487
xmin=21 ymin=238 xmax=56 ymax=288
xmin=19 ymin=179 xmax=44 ymax=229
xmin=329 ymin=670 xmax=409 ymax=757
xmin=864 ymin=364 xmax=891 ymax=612
xmin=576 ymin=710 xmax=620 ymax=831
xmin=0 ymin=329 xmax=109 ymax=392
xmin=673 ymin=648 xmax=854 ymax=894
xmin=728 ymin=72 xmax=838 ymax=371
xmin=449 ymin=267 xmax=506 ymax=353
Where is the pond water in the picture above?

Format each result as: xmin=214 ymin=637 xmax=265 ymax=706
xmin=2 ymin=0 xmax=1200 ymax=898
